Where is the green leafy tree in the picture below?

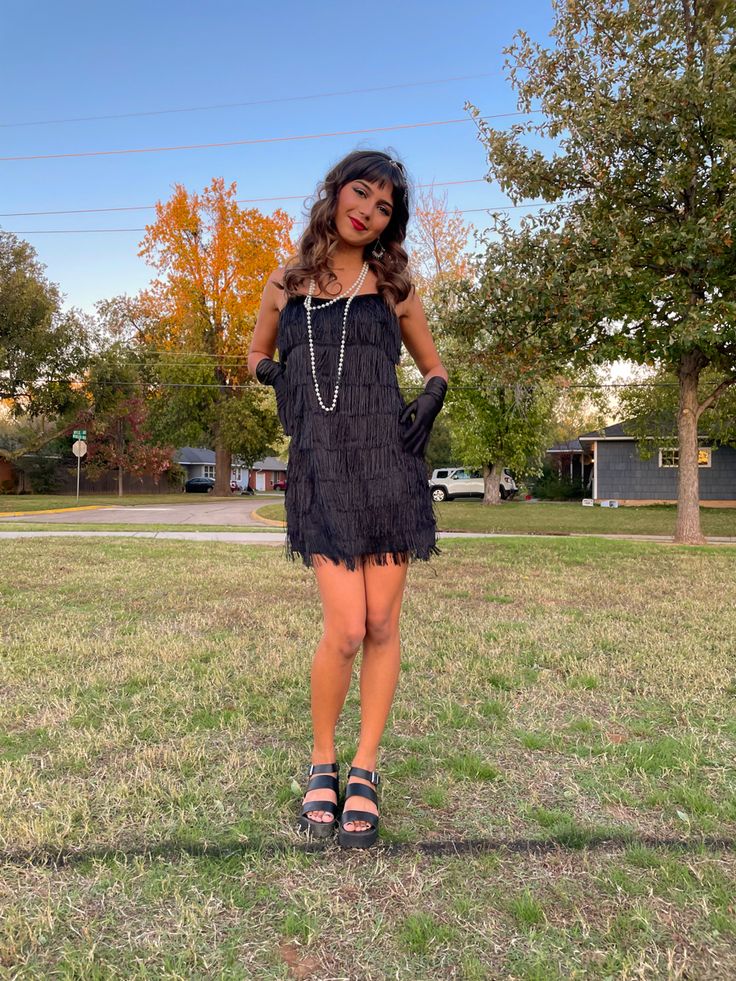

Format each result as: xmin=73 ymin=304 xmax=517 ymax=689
xmin=618 ymin=364 xmax=736 ymax=455
xmin=76 ymin=344 xmax=176 ymax=496
xmin=0 ymin=232 xmax=90 ymax=465
xmin=449 ymin=361 xmax=558 ymax=503
xmin=464 ymin=0 xmax=736 ymax=542
xmin=140 ymin=347 xmax=284 ymax=469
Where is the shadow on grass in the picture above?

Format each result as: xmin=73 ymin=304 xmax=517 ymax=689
xmin=3 ymin=833 xmax=735 ymax=868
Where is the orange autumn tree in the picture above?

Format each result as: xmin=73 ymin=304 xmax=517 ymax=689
xmin=403 ymin=186 xmax=475 ymax=467
xmin=408 ymin=184 xmax=474 ymax=308
xmin=138 ymin=177 xmax=293 ymax=494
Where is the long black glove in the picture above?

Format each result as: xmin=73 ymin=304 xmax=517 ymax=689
xmin=256 ymin=356 xmax=291 ymax=434
xmin=399 ymin=375 xmax=448 ymax=457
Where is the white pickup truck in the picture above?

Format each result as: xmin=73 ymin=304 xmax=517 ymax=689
xmin=429 ymin=467 xmax=518 ymax=502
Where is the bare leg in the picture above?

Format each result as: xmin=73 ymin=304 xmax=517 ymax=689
xmin=342 ymin=557 xmax=409 ymax=833
xmin=302 ymin=557 xmax=367 ymax=823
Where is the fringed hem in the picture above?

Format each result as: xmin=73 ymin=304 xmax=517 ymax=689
xmin=282 ymin=537 xmax=442 ymax=573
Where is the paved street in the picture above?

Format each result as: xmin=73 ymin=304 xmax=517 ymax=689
xmin=0 ymin=497 xmax=283 ymax=526
xmin=0 ymin=500 xmax=733 ymax=544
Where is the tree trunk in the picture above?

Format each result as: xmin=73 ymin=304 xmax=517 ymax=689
xmin=674 ymin=351 xmax=707 ymax=545
xmin=482 ymin=462 xmax=502 ymax=505
xmin=116 ymin=419 xmax=125 ymax=497
xmin=214 ymin=440 xmax=231 ymax=496
xmin=213 ymin=362 xmax=231 ymax=497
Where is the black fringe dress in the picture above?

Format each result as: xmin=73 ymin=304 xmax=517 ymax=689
xmin=275 ymin=291 xmax=441 ymax=572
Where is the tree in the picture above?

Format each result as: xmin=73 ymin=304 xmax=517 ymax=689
xmin=403 ymin=188 xmax=476 ymax=470
xmin=0 ymin=232 xmax=90 ymax=466
xmin=137 ymin=177 xmax=294 ymax=493
xmin=618 ymin=363 xmax=736 ymax=452
xmin=449 ymin=366 xmax=558 ymax=503
xmin=408 ymin=184 xmax=475 ymax=308
xmin=77 ymin=344 xmax=175 ymax=497
xmin=549 ymin=366 xmax=613 ymax=445
xmin=464 ymin=0 xmax=736 ymax=542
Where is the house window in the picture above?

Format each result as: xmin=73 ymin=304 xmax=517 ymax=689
xmin=204 ymin=465 xmax=216 ymax=478
xmin=658 ymin=448 xmax=711 ymax=468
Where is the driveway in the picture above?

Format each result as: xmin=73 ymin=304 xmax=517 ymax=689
xmin=0 ymin=498 xmax=284 ymax=527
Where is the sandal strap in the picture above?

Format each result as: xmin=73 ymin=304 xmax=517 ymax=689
xmin=341 ymin=809 xmax=378 ymax=830
xmin=309 ymin=762 xmax=338 ymax=776
xmin=305 ymin=773 xmax=338 ymax=792
xmin=301 ymin=798 xmax=338 ymax=817
xmin=344 ymin=782 xmax=378 ymax=806
xmin=347 ymin=765 xmax=380 ymax=785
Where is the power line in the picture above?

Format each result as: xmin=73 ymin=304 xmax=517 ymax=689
xmin=8 ymin=203 xmax=555 ymax=235
xmin=96 ymin=351 xmax=675 ymax=387
xmin=82 ymin=379 xmax=676 ymax=391
xmin=1 ymin=177 xmax=489 ymax=217
xmin=0 ymin=73 xmax=504 ymax=128
xmin=0 ymin=111 xmax=534 ymax=162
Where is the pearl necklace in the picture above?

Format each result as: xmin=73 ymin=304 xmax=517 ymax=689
xmin=304 ymin=262 xmax=369 ymax=412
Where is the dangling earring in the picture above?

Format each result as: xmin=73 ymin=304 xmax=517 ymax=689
xmin=371 ymin=237 xmax=386 ymax=260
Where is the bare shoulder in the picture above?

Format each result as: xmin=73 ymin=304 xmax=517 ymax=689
xmin=268 ymin=266 xmax=286 ymax=287
xmin=267 ymin=266 xmax=288 ymax=312
xmin=395 ymin=283 xmax=420 ymax=320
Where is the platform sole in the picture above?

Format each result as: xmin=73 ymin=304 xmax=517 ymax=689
xmin=297 ymin=814 xmax=337 ymax=838
xmin=337 ymin=825 xmax=378 ymax=848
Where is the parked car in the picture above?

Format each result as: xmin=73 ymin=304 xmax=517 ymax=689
xmin=273 ymin=478 xmax=287 ymax=492
xmin=428 ymin=467 xmax=518 ymax=502
xmin=184 ymin=476 xmax=215 ymax=493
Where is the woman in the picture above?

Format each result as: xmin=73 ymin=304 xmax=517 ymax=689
xmin=248 ymin=149 xmax=448 ymax=848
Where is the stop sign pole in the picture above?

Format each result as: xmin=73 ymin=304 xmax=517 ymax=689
xmin=72 ymin=430 xmax=87 ymax=501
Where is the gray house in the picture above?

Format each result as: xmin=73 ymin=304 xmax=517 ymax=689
xmin=578 ymin=422 xmax=735 ymax=504
xmin=545 ymin=438 xmax=592 ymax=487
xmin=174 ymin=447 xmax=286 ymax=491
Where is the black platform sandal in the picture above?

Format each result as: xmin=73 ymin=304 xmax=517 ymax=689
xmin=337 ymin=766 xmax=381 ymax=849
xmin=297 ymin=762 xmax=340 ymax=838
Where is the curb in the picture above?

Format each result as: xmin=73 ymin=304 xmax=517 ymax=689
xmin=0 ymin=505 xmax=112 ymax=518
xmin=249 ymin=506 xmax=287 ymax=528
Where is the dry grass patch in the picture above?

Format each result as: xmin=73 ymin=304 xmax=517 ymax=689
xmin=1 ymin=536 xmax=735 ymax=978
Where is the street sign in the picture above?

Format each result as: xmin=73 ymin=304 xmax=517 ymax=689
xmin=73 ymin=430 xmax=86 ymax=439
xmin=72 ymin=440 xmax=87 ymax=502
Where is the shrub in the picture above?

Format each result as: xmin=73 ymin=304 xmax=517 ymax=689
xmin=530 ymin=463 xmax=585 ymax=500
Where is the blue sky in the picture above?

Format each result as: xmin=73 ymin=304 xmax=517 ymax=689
xmin=1 ymin=0 xmax=555 ymax=316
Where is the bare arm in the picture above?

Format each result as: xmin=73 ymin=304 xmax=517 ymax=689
xmin=397 ymin=286 xmax=448 ymax=384
xmin=247 ymin=268 xmax=285 ymax=377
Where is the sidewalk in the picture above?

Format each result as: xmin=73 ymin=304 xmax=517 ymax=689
xmin=0 ymin=530 xmax=733 ymax=544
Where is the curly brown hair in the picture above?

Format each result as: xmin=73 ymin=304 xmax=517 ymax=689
xmin=281 ymin=148 xmax=414 ymax=311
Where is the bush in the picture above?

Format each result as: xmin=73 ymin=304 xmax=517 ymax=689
xmin=165 ymin=463 xmax=187 ymax=491
xmin=530 ymin=463 xmax=585 ymax=500
xmin=19 ymin=455 xmax=64 ymax=494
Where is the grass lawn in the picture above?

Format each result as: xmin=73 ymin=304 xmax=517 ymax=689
xmin=257 ymin=499 xmax=736 ymax=539
xmin=0 ymin=523 xmax=286 ymax=533
xmin=1 ymin=536 xmax=735 ymax=977
xmin=0 ymin=493 xmax=281 ymax=513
